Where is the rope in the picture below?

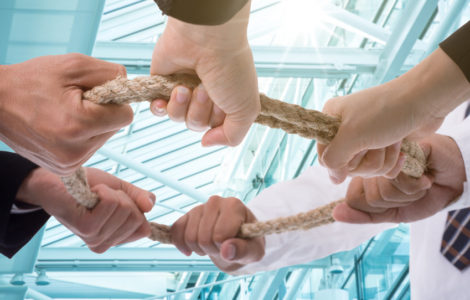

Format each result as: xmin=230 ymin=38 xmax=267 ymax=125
xmin=61 ymin=74 xmax=426 ymax=244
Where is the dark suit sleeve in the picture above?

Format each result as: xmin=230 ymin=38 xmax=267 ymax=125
xmin=0 ymin=152 xmax=50 ymax=258
xmin=440 ymin=21 xmax=470 ymax=82
xmin=154 ymin=0 xmax=249 ymax=25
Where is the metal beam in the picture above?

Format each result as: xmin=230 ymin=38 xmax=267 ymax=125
xmin=318 ymin=2 xmax=390 ymax=44
xmin=0 ymin=285 xmax=27 ymax=300
xmin=36 ymin=247 xmax=216 ymax=272
xmin=146 ymin=275 xmax=254 ymax=300
xmin=98 ymin=147 xmax=207 ymax=203
xmin=249 ymin=268 xmax=289 ymax=300
xmin=283 ymin=269 xmax=310 ymax=300
xmin=372 ymin=0 xmax=438 ymax=84
xmin=92 ymin=42 xmax=422 ymax=77
xmin=189 ymin=272 xmax=210 ymax=300
xmin=25 ymin=289 xmax=53 ymax=300
xmin=424 ymin=0 xmax=468 ymax=56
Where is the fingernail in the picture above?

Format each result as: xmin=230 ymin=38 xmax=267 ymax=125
xmin=176 ymin=86 xmax=189 ymax=104
xmin=328 ymin=170 xmax=341 ymax=184
xmin=152 ymin=106 xmax=166 ymax=116
xmin=196 ymin=84 xmax=208 ymax=103
xmin=225 ymin=243 xmax=236 ymax=261
xmin=148 ymin=194 xmax=156 ymax=206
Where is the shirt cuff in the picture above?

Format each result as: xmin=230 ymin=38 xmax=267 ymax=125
xmin=10 ymin=204 xmax=42 ymax=214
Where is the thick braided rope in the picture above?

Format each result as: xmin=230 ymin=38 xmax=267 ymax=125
xmin=61 ymin=74 xmax=426 ymax=244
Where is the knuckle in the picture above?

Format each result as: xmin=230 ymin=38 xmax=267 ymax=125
xmin=184 ymin=232 xmax=197 ymax=246
xmin=207 ymin=195 xmax=221 ymax=206
xmin=116 ymin=64 xmax=127 ymax=77
xmin=64 ymin=53 xmax=88 ymax=70
xmin=212 ymin=233 xmax=226 ymax=245
xmin=89 ymin=245 xmax=107 ymax=254
xmin=198 ymin=236 xmax=212 ymax=248
xmin=79 ymin=223 xmax=99 ymax=237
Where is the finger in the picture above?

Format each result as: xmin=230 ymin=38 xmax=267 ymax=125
xmin=318 ymin=144 xmax=349 ymax=184
xmin=166 ymin=86 xmax=191 ymax=122
xmin=170 ymin=214 xmax=192 ymax=256
xmin=321 ymin=127 xmax=363 ymax=174
xmin=66 ymin=89 xmax=134 ymax=134
xmin=186 ymin=85 xmax=213 ymax=132
xmin=87 ymin=169 xmax=156 ymax=213
xmin=184 ymin=206 xmax=205 ymax=256
xmin=202 ymin=114 xmax=252 ymax=147
xmin=380 ymin=142 xmax=402 ymax=176
xmin=197 ymin=197 xmax=221 ymax=256
xmin=384 ymin=153 xmax=406 ymax=179
xmin=362 ymin=177 xmax=389 ymax=211
xmin=109 ymin=213 xmax=149 ymax=247
xmin=120 ymin=180 xmax=156 ymax=213
xmin=150 ymin=99 xmax=168 ymax=117
xmin=317 ymin=143 xmax=327 ymax=166
xmin=212 ymin=198 xmax=246 ymax=247
xmin=390 ymin=172 xmax=433 ymax=195
xmin=376 ymin=176 xmax=427 ymax=203
xmin=119 ymin=222 xmax=152 ymax=245
xmin=351 ymin=148 xmax=386 ymax=177
xmin=220 ymin=238 xmax=265 ymax=264
xmin=93 ymin=210 xmax=143 ymax=252
xmin=347 ymin=150 xmax=368 ymax=171
xmin=87 ymin=191 xmax=133 ymax=253
xmin=87 ymin=184 xmax=120 ymax=231
xmin=347 ymin=178 xmax=387 ymax=213
xmin=333 ymin=202 xmax=374 ymax=223
xmin=210 ymin=104 xmax=226 ymax=128
xmin=65 ymin=54 xmax=127 ymax=88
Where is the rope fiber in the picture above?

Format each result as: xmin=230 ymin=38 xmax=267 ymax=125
xmin=61 ymin=74 xmax=426 ymax=243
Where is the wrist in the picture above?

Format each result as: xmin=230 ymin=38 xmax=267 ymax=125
xmin=165 ymin=0 xmax=251 ymax=51
xmin=16 ymin=168 xmax=55 ymax=207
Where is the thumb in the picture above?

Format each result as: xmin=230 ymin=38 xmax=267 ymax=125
xmin=220 ymin=238 xmax=265 ymax=264
xmin=150 ymin=40 xmax=189 ymax=76
xmin=121 ymin=181 xmax=156 ymax=213
xmin=321 ymin=128 xmax=364 ymax=183
xmin=332 ymin=202 xmax=373 ymax=224
xmin=202 ymin=116 xmax=251 ymax=147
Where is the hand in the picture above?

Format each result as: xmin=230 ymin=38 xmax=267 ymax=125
xmin=0 ymin=54 xmax=133 ymax=176
xmin=150 ymin=0 xmax=259 ymax=147
xmin=16 ymin=167 xmax=155 ymax=253
xmin=317 ymin=48 xmax=470 ymax=183
xmin=170 ymin=196 xmax=265 ymax=273
xmin=151 ymin=85 xmax=226 ymax=132
xmin=333 ymin=134 xmax=466 ymax=223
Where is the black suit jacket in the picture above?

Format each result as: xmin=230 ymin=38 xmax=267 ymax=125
xmin=0 ymin=151 xmax=49 ymax=258
xmin=441 ymin=21 xmax=470 ymax=82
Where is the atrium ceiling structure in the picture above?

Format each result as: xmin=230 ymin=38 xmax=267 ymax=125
xmin=1 ymin=0 xmax=469 ymax=299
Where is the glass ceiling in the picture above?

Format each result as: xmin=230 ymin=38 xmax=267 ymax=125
xmin=1 ymin=0 xmax=469 ymax=299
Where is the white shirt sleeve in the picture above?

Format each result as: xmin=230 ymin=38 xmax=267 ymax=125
xmin=10 ymin=203 xmax=42 ymax=214
xmin=234 ymin=166 xmax=394 ymax=275
xmin=439 ymin=116 xmax=470 ymax=211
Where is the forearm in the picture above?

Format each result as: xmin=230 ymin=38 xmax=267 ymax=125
xmin=389 ymin=48 xmax=470 ymax=125
xmin=0 ymin=65 xmax=9 ymax=126
xmin=154 ymin=0 xmax=249 ymax=26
